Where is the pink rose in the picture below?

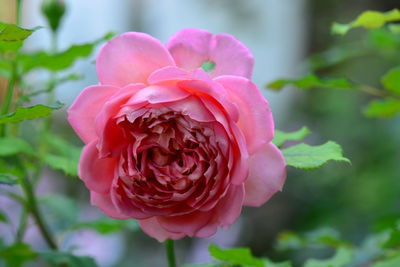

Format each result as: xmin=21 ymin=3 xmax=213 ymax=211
xmin=68 ymin=28 xmax=286 ymax=242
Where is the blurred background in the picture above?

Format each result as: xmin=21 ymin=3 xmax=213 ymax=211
xmin=0 ymin=0 xmax=399 ymax=266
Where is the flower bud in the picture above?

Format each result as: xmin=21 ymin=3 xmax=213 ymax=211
xmin=41 ymin=0 xmax=66 ymax=32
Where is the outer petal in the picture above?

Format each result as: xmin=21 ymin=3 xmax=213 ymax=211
xmin=139 ymin=217 xmax=185 ymax=242
xmin=97 ymin=32 xmax=175 ymax=87
xmin=196 ymin=184 xmax=244 ymax=237
xmin=91 ymin=191 xmax=130 ymax=219
xmin=244 ymin=143 xmax=286 ymax=207
xmin=215 ymin=75 xmax=274 ymax=154
xmin=67 ymin=85 xmax=119 ymax=144
xmin=79 ymin=140 xmax=118 ymax=193
xmin=167 ymin=28 xmax=254 ymax=78
xmin=157 ymin=185 xmax=244 ymax=238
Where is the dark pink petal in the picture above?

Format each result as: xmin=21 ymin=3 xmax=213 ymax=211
xmin=67 ymin=85 xmax=119 ymax=144
xmin=196 ymin=184 xmax=244 ymax=237
xmin=244 ymin=143 xmax=286 ymax=207
xmin=91 ymin=191 xmax=130 ymax=219
xmin=215 ymin=75 xmax=274 ymax=154
xmin=79 ymin=140 xmax=118 ymax=193
xmin=97 ymin=32 xmax=175 ymax=87
xmin=167 ymin=28 xmax=254 ymax=78
xmin=94 ymin=84 xmax=146 ymax=157
xmin=139 ymin=217 xmax=185 ymax=242
xmin=157 ymin=210 xmax=214 ymax=237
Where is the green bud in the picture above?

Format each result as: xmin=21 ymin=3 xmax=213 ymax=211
xmin=41 ymin=0 xmax=66 ymax=33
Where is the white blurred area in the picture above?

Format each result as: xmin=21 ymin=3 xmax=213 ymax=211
xmin=17 ymin=0 xmax=308 ymax=266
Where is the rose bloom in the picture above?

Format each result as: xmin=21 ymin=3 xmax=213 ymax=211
xmin=68 ymin=28 xmax=286 ymax=242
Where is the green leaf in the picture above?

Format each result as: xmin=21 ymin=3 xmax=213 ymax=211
xmin=0 ymin=101 xmax=64 ymax=124
xmin=264 ymin=259 xmax=293 ymax=267
xmin=276 ymin=232 xmax=304 ymax=250
xmin=19 ymin=32 xmax=114 ymax=72
xmin=382 ymin=67 xmax=400 ymax=94
xmin=0 ymin=173 xmax=19 ymax=185
xmin=70 ymin=217 xmax=139 ymax=234
xmin=41 ymin=134 xmax=81 ymax=176
xmin=389 ymin=24 xmax=400 ymax=34
xmin=277 ymin=228 xmax=347 ymax=251
xmin=273 ymin=127 xmax=311 ymax=147
xmin=39 ymin=251 xmax=98 ymax=267
xmin=180 ymin=264 xmax=221 ymax=267
xmin=332 ymin=9 xmax=400 ymax=35
xmin=383 ymin=228 xmax=400 ymax=248
xmin=0 ymin=210 xmax=8 ymax=223
xmin=373 ymin=255 xmax=400 ymax=267
xmin=304 ymin=247 xmax=353 ymax=267
xmin=43 ymin=154 xmax=79 ymax=176
xmin=0 ymin=24 xmax=36 ymax=41
xmin=209 ymin=243 xmax=264 ymax=267
xmin=364 ymin=99 xmax=400 ymax=118
xmin=267 ymin=74 xmax=353 ymax=91
xmin=282 ymin=141 xmax=350 ymax=170
xmin=201 ymin=61 xmax=216 ymax=73
xmin=0 ymin=242 xmax=36 ymax=267
xmin=0 ymin=137 xmax=34 ymax=156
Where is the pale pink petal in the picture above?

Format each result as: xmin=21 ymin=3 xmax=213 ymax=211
xmin=91 ymin=191 xmax=130 ymax=219
xmin=79 ymin=140 xmax=118 ymax=193
xmin=215 ymin=75 xmax=275 ymax=154
xmin=167 ymin=28 xmax=254 ymax=78
xmin=67 ymin=85 xmax=119 ymax=144
xmin=244 ymin=143 xmax=286 ymax=207
xmin=125 ymin=85 xmax=190 ymax=106
xmin=97 ymin=32 xmax=175 ymax=87
xmin=139 ymin=217 xmax=185 ymax=242
xmin=147 ymin=66 xmax=211 ymax=85
xmin=177 ymin=79 xmax=239 ymax=122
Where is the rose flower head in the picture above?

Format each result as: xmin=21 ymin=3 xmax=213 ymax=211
xmin=68 ymin=28 xmax=286 ymax=242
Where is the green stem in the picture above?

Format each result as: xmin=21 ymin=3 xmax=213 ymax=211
xmin=0 ymin=62 xmax=17 ymax=137
xmin=20 ymin=172 xmax=58 ymax=249
xmin=16 ymin=0 xmax=23 ymax=25
xmin=165 ymin=239 xmax=177 ymax=267
xmin=15 ymin=208 xmax=28 ymax=242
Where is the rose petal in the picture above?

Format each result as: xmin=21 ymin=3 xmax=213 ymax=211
xmin=67 ymin=85 xmax=119 ymax=144
xmin=79 ymin=140 xmax=118 ymax=193
xmin=244 ymin=143 xmax=286 ymax=207
xmin=157 ymin=210 xmax=214 ymax=238
xmin=94 ymin=84 xmax=146 ymax=157
xmin=91 ymin=191 xmax=130 ymax=219
xmin=195 ymin=184 xmax=244 ymax=238
xmin=147 ymin=66 xmax=211 ymax=85
xmin=125 ymin=85 xmax=190 ymax=106
xmin=157 ymin=185 xmax=244 ymax=238
xmin=167 ymin=28 xmax=254 ymax=78
xmin=97 ymin=32 xmax=175 ymax=87
xmin=215 ymin=75 xmax=274 ymax=154
xmin=139 ymin=217 xmax=185 ymax=242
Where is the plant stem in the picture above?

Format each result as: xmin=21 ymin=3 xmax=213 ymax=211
xmin=20 ymin=172 xmax=58 ymax=249
xmin=16 ymin=0 xmax=23 ymax=25
xmin=165 ymin=239 xmax=177 ymax=267
xmin=15 ymin=208 xmax=28 ymax=242
xmin=0 ymin=62 xmax=17 ymax=137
